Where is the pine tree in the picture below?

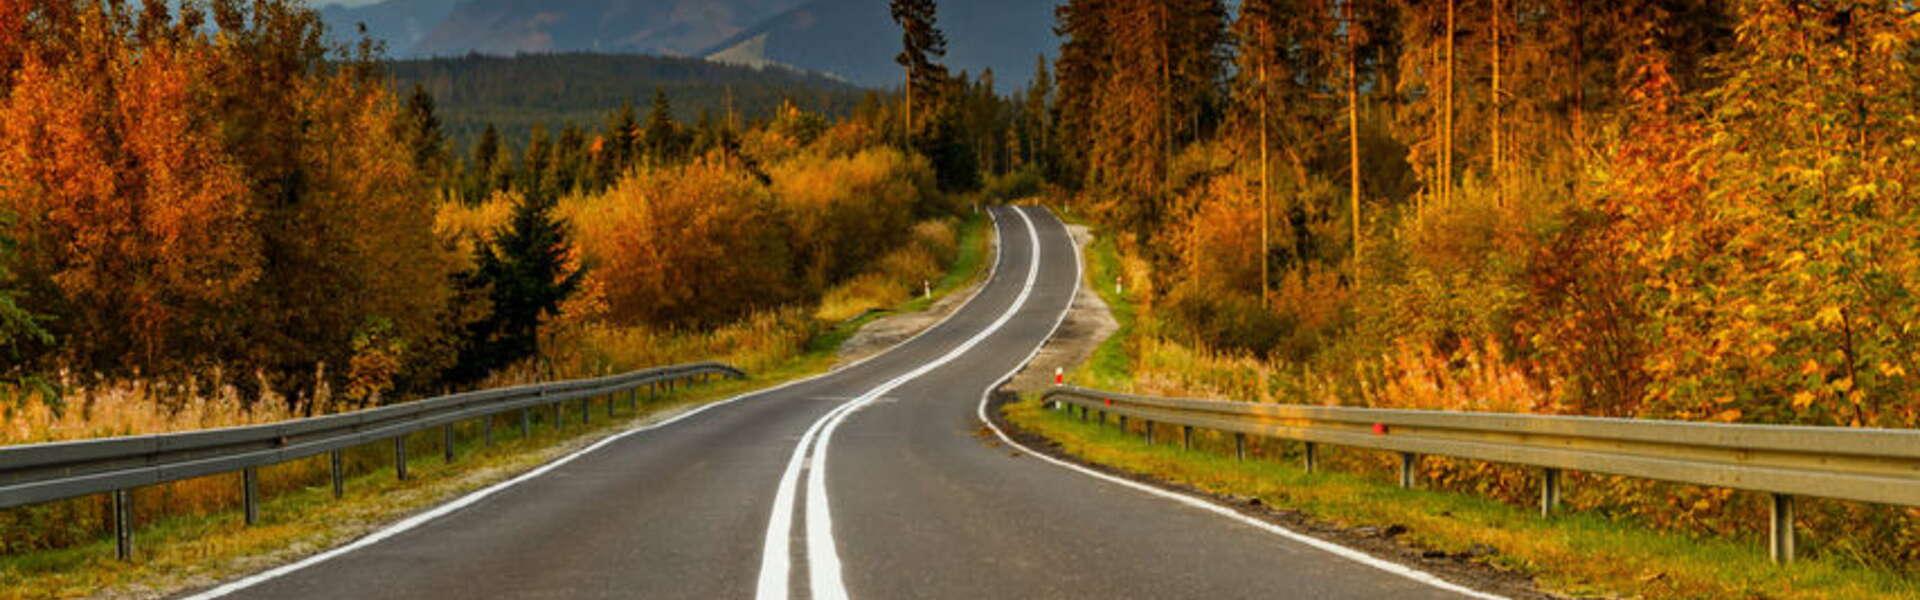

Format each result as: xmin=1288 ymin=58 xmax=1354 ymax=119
xmin=403 ymin=84 xmax=448 ymax=186
xmin=641 ymin=89 xmax=682 ymax=164
xmin=890 ymin=0 xmax=949 ymax=139
xmin=449 ymin=186 xmax=584 ymax=383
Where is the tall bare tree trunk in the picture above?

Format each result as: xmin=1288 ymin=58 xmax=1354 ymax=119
xmin=1259 ymin=33 xmax=1271 ymax=303
xmin=904 ymin=66 xmax=913 ymax=144
xmin=1492 ymin=0 xmax=1503 ymax=207
xmin=1347 ymin=0 xmax=1361 ymax=267
xmin=1444 ymin=0 xmax=1455 ymax=207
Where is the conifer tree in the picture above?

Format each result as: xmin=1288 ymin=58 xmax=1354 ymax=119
xmin=449 ymin=186 xmax=583 ymax=383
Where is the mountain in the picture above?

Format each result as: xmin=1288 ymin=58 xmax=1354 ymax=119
xmin=703 ymin=0 xmax=1061 ymax=90
xmin=408 ymin=0 xmax=808 ymax=58
xmin=386 ymin=53 xmax=869 ymax=147
xmin=317 ymin=0 xmax=1061 ymax=93
xmin=318 ymin=0 xmax=460 ymax=54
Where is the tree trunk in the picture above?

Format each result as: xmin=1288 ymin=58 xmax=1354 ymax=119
xmin=1347 ymin=0 xmax=1361 ymax=268
xmin=1444 ymin=0 xmax=1456 ymax=207
xmin=1492 ymin=0 xmax=1503 ymax=207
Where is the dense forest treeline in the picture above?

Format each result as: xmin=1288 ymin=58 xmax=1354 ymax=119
xmin=998 ymin=0 xmax=1920 ymax=567
xmin=386 ymin=52 xmax=870 ymax=146
xmin=0 ymin=0 xmax=967 ymax=412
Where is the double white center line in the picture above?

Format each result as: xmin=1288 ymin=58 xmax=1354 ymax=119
xmin=755 ymin=207 xmax=1046 ymax=600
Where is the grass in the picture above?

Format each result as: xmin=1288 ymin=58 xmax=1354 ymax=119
xmin=0 ymin=212 xmax=998 ymax=599
xmin=1003 ymin=398 xmax=1920 ymax=599
xmin=1075 ymin=230 xmax=1137 ymax=390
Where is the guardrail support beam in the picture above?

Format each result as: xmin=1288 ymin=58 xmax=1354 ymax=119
xmin=1303 ymin=442 xmax=1318 ymax=474
xmin=1234 ymin=433 xmax=1246 ymax=461
xmin=112 ymin=489 xmax=133 ymax=561
xmin=581 ymin=397 xmax=590 ymax=425
xmin=330 ymin=450 xmax=344 ymax=499
xmin=1540 ymin=468 xmax=1561 ymax=516
xmin=1143 ymin=420 xmax=1154 ymax=445
xmin=1770 ymin=493 xmax=1796 ymax=564
xmin=242 ymin=467 xmax=260 ymax=526
xmin=607 ymin=393 xmax=616 ymax=418
xmin=443 ymin=424 xmax=456 ymax=464
xmin=1181 ymin=425 xmax=1193 ymax=450
xmin=394 ymin=436 xmax=409 ymax=481
xmin=1399 ymin=453 xmax=1418 ymax=489
xmin=483 ymin=415 xmax=494 ymax=447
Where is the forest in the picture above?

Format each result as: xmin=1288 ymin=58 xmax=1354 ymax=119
xmin=385 ymin=52 xmax=870 ymax=146
xmin=1003 ymin=0 xmax=1920 ymax=570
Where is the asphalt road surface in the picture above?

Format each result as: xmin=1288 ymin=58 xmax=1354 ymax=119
xmin=186 ymin=206 xmax=1484 ymax=599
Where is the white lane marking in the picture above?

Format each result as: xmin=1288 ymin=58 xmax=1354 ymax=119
xmin=973 ymin=210 xmax=1507 ymax=600
xmin=191 ymin=218 xmax=1009 ymax=600
xmin=755 ymin=207 xmax=1043 ymax=600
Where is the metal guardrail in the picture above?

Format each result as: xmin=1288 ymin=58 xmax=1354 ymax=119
xmin=1042 ymin=385 xmax=1920 ymax=564
xmin=0 ymin=361 xmax=745 ymax=560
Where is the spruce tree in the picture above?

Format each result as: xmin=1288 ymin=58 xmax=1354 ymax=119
xmin=448 ymin=187 xmax=584 ymax=383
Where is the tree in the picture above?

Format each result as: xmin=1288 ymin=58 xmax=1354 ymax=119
xmin=890 ymin=0 xmax=949 ymax=140
xmin=403 ymin=84 xmax=448 ymax=187
xmin=467 ymin=124 xmax=506 ymax=202
xmin=449 ymin=186 xmax=584 ymax=383
xmin=641 ymin=89 xmax=683 ymax=164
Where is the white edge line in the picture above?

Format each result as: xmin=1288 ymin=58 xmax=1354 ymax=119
xmin=798 ymin=206 xmax=1044 ymax=600
xmin=972 ymin=206 xmax=1508 ymax=600
xmin=192 ymin=212 xmax=1012 ymax=600
xmin=754 ymin=208 xmax=1014 ymax=600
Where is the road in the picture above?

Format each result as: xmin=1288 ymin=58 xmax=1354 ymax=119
xmin=187 ymin=206 xmax=1483 ymax=599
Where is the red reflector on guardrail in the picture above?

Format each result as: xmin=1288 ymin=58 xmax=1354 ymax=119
xmin=1372 ymin=423 xmax=1389 ymax=435
xmin=1104 ymin=398 xmax=1113 ymax=406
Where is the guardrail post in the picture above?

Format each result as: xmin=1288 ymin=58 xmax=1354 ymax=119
xmin=1181 ymin=425 xmax=1193 ymax=450
xmin=607 ymin=393 xmax=616 ymax=418
xmin=330 ymin=450 xmax=344 ymax=499
xmin=552 ymin=402 xmax=562 ymax=430
xmin=1303 ymin=442 xmax=1318 ymax=474
xmin=443 ymin=424 xmax=456 ymax=463
xmin=1118 ymin=414 xmax=1126 ymax=432
xmin=581 ymin=397 xmax=590 ymax=425
xmin=1143 ymin=420 xmax=1154 ymax=445
xmin=394 ymin=436 xmax=409 ymax=481
xmin=1078 ymin=405 xmax=1087 ymax=422
xmin=1399 ymin=453 xmax=1417 ymax=489
xmin=520 ymin=407 xmax=531 ymax=437
xmin=242 ymin=467 xmax=260 ymax=526
xmin=1770 ymin=493 xmax=1796 ymax=564
xmin=1540 ymin=468 xmax=1561 ymax=516
xmin=483 ymin=415 xmax=494 ymax=447
xmin=1234 ymin=433 xmax=1246 ymax=461
xmin=628 ymin=388 xmax=638 ymax=411
xmin=112 ymin=489 xmax=133 ymax=561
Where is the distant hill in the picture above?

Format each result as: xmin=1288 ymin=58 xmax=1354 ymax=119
xmin=318 ymin=0 xmax=460 ymax=54
xmin=702 ymin=0 xmax=1060 ymax=90
xmin=318 ymin=0 xmax=1060 ymax=93
xmin=386 ymin=53 xmax=871 ymax=147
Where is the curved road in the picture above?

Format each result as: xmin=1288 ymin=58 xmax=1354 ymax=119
xmin=187 ymin=206 xmax=1481 ymax=599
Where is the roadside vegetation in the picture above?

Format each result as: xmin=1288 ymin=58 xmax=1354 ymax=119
xmin=1004 ymin=398 xmax=1920 ymax=599
xmin=0 ymin=0 xmax=1008 ymax=582
xmin=1001 ymin=0 xmax=1920 ymax=582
